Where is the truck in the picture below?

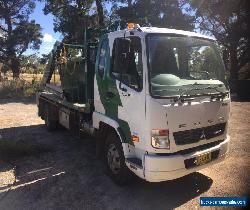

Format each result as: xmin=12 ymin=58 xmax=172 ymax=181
xmin=37 ymin=23 xmax=230 ymax=185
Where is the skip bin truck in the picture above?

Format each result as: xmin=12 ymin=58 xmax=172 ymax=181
xmin=37 ymin=23 xmax=230 ymax=184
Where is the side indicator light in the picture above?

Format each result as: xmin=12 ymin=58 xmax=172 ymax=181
xmin=131 ymin=135 xmax=139 ymax=142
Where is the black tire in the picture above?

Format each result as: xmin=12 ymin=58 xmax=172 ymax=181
xmin=44 ymin=104 xmax=58 ymax=132
xmin=104 ymin=131 xmax=132 ymax=185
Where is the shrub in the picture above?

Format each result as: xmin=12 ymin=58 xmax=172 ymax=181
xmin=0 ymin=78 xmax=40 ymax=98
xmin=239 ymin=63 xmax=250 ymax=80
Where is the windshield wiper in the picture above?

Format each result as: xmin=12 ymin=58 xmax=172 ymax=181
xmin=174 ymin=84 xmax=227 ymax=102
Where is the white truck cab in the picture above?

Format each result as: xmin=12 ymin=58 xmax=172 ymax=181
xmin=93 ymin=25 xmax=230 ymax=182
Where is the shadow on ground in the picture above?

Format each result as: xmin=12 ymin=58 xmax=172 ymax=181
xmin=0 ymin=96 xmax=36 ymax=105
xmin=230 ymin=93 xmax=250 ymax=102
xmin=0 ymin=124 xmax=213 ymax=210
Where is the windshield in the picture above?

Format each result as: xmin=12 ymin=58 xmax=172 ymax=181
xmin=147 ymin=35 xmax=228 ymax=98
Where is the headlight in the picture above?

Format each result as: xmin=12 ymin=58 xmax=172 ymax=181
xmin=151 ymin=129 xmax=170 ymax=149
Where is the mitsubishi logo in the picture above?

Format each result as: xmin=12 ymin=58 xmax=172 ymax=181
xmin=200 ymin=130 xmax=206 ymax=139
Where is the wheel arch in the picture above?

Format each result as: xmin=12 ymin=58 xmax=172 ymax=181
xmin=93 ymin=111 xmax=126 ymax=143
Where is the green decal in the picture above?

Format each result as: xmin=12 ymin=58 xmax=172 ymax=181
xmin=96 ymin=35 xmax=133 ymax=145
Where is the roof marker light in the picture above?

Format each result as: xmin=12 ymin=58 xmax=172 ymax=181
xmin=127 ymin=23 xmax=140 ymax=30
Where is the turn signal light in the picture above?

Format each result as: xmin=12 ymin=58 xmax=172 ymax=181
xmin=131 ymin=135 xmax=140 ymax=142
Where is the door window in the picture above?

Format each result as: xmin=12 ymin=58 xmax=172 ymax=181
xmin=98 ymin=40 xmax=108 ymax=78
xmin=111 ymin=36 xmax=143 ymax=91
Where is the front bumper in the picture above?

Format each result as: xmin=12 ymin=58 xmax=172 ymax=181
xmin=144 ymin=136 xmax=230 ymax=182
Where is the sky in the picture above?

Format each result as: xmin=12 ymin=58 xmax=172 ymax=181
xmin=24 ymin=1 xmax=114 ymax=57
xmin=24 ymin=1 xmax=62 ymax=56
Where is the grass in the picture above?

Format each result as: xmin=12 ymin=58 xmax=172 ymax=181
xmin=0 ymin=78 xmax=40 ymax=98
xmin=0 ymin=73 xmax=51 ymax=98
xmin=18 ymin=73 xmax=60 ymax=84
xmin=0 ymin=72 xmax=62 ymax=99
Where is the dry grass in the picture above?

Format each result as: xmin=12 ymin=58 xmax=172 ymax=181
xmin=0 ymin=73 xmax=61 ymax=98
xmin=0 ymin=79 xmax=40 ymax=98
xmin=7 ymin=73 xmax=60 ymax=83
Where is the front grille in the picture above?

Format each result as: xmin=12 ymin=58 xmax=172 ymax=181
xmin=204 ymin=123 xmax=226 ymax=139
xmin=173 ymin=123 xmax=226 ymax=145
xmin=184 ymin=149 xmax=220 ymax=169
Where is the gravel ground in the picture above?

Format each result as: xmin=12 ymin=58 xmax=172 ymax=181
xmin=0 ymin=97 xmax=249 ymax=210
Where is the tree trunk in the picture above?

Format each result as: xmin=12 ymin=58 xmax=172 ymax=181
xmin=11 ymin=58 xmax=20 ymax=79
xmin=95 ymin=0 xmax=105 ymax=27
xmin=229 ymin=47 xmax=238 ymax=80
xmin=222 ymin=49 xmax=229 ymax=71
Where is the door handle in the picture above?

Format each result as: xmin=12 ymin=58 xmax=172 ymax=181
xmin=122 ymin=92 xmax=130 ymax=97
xmin=120 ymin=86 xmax=127 ymax=92
xmin=106 ymin=91 xmax=115 ymax=98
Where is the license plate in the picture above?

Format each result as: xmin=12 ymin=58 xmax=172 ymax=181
xmin=195 ymin=152 xmax=212 ymax=166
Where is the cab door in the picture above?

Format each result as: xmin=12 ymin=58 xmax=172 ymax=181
xmin=95 ymin=36 xmax=124 ymax=123
xmin=109 ymin=36 xmax=146 ymax=145
xmin=95 ymin=37 xmax=118 ymax=115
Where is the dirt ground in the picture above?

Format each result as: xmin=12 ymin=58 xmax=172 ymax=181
xmin=0 ymin=97 xmax=249 ymax=210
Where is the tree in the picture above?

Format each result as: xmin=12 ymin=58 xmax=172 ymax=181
xmin=43 ymin=0 xmax=106 ymax=43
xmin=0 ymin=0 xmax=42 ymax=78
xmin=39 ymin=53 xmax=50 ymax=65
xmin=188 ymin=0 xmax=250 ymax=80
xmin=44 ymin=0 xmax=196 ymax=44
xmin=95 ymin=0 xmax=105 ymax=27
xmin=116 ymin=0 xmax=195 ymax=31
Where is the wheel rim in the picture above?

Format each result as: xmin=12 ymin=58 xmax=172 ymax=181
xmin=107 ymin=143 xmax=121 ymax=174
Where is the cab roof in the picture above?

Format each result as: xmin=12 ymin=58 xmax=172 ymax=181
xmin=140 ymin=27 xmax=215 ymax=40
xmin=109 ymin=26 xmax=215 ymax=41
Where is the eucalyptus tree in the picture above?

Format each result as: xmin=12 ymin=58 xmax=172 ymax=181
xmin=0 ymin=0 xmax=42 ymax=78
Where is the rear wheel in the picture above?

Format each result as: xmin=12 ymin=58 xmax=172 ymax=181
xmin=44 ymin=104 xmax=58 ymax=131
xmin=104 ymin=131 xmax=132 ymax=185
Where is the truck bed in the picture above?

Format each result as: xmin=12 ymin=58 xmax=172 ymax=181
xmin=39 ymin=84 xmax=90 ymax=113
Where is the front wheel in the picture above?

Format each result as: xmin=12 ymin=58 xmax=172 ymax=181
xmin=104 ymin=132 xmax=132 ymax=185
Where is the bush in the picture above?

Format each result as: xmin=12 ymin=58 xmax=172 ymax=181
xmin=239 ymin=63 xmax=250 ymax=80
xmin=0 ymin=78 xmax=40 ymax=98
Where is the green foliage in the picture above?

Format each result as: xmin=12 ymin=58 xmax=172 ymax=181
xmin=43 ymin=0 xmax=195 ymax=42
xmin=188 ymin=46 xmax=223 ymax=80
xmin=0 ymin=0 xmax=42 ymax=78
xmin=116 ymin=0 xmax=195 ymax=31
xmin=188 ymin=0 xmax=250 ymax=80
xmin=0 ymin=78 xmax=40 ymax=98
xmin=39 ymin=53 xmax=50 ymax=65
xmin=239 ymin=63 xmax=250 ymax=80
xmin=43 ymin=0 xmax=97 ymax=43
xmin=19 ymin=54 xmax=45 ymax=74
xmin=21 ymin=66 xmax=45 ymax=74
